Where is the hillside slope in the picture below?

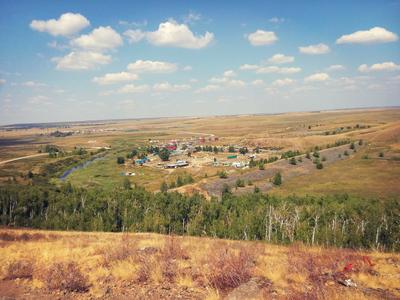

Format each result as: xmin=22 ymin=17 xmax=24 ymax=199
xmin=1 ymin=229 xmax=399 ymax=299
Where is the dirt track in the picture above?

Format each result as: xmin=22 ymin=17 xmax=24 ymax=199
xmin=0 ymin=153 xmax=47 ymax=165
xmin=200 ymin=143 xmax=362 ymax=197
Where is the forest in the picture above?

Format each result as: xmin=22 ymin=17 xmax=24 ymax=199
xmin=1 ymin=181 xmax=399 ymax=252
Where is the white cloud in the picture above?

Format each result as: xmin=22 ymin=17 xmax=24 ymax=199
xmin=124 ymin=29 xmax=146 ymax=43
xmin=118 ymin=84 xmax=150 ymax=94
xmin=183 ymin=12 xmax=202 ymax=24
xmin=247 ymin=30 xmax=278 ymax=46
xmin=256 ymin=66 xmax=301 ymax=74
xmin=127 ymin=60 xmax=177 ymax=73
xmin=223 ymin=70 xmax=237 ymax=77
xmin=52 ymin=51 xmax=111 ymax=70
xmin=251 ymin=79 xmax=264 ymax=86
xmin=272 ymin=78 xmax=295 ymax=87
xmin=268 ymin=53 xmax=294 ymax=64
xmin=327 ymin=64 xmax=346 ymax=71
xmin=358 ymin=61 xmax=400 ymax=72
xmin=30 ymin=13 xmax=90 ymax=37
xmin=71 ymin=26 xmax=123 ymax=51
xmin=304 ymin=72 xmax=330 ymax=82
xmin=269 ymin=17 xmax=285 ymax=24
xmin=195 ymin=84 xmax=219 ymax=93
xmin=239 ymin=64 xmax=259 ymax=70
xmin=21 ymin=81 xmax=46 ymax=87
xmin=146 ymin=20 xmax=214 ymax=49
xmin=226 ymin=79 xmax=245 ymax=88
xmin=0 ymin=79 xmax=6 ymax=85
xmin=153 ymin=82 xmax=191 ymax=92
xmin=336 ymin=27 xmax=398 ymax=44
xmin=28 ymin=95 xmax=51 ymax=105
xmin=299 ymin=43 xmax=330 ymax=55
xmin=183 ymin=65 xmax=192 ymax=71
xmin=92 ymin=72 xmax=139 ymax=85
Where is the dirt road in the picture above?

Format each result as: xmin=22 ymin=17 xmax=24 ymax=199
xmin=0 ymin=153 xmax=47 ymax=165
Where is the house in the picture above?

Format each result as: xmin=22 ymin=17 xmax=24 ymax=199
xmin=164 ymin=160 xmax=189 ymax=169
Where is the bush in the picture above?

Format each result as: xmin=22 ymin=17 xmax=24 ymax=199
xmin=306 ymin=152 xmax=311 ymax=159
xmin=207 ymin=248 xmax=254 ymax=291
xmin=117 ymin=157 xmax=125 ymax=164
xmin=316 ymin=162 xmax=323 ymax=169
xmin=350 ymin=143 xmax=355 ymax=150
xmin=259 ymin=163 xmax=265 ymax=170
xmin=321 ymin=156 xmax=326 ymax=162
xmin=45 ymin=261 xmax=89 ymax=292
xmin=313 ymin=151 xmax=320 ymax=158
xmin=344 ymin=150 xmax=349 ymax=156
xmin=289 ymin=157 xmax=297 ymax=165
xmin=379 ymin=152 xmax=384 ymax=158
xmin=159 ymin=148 xmax=170 ymax=161
xmin=273 ymin=172 xmax=282 ymax=186
xmin=218 ymin=171 xmax=228 ymax=179
xmin=5 ymin=259 xmax=34 ymax=280
xmin=235 ymin=179 xmax=245 ymax=188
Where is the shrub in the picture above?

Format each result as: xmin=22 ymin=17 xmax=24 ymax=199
xmin=344 ymin=150 xmax=349 ymax=156
xmin=117 ymin=157 xmax=125 ymax=164
xmin=253 ymin=186 xmax=260 ymax=193
xmin=218 ymin=171 xmax=228 ymax=179
xmin=235 ymin=179 xmax=245 ymax=188
xmin=321 ymin=156 xmax=326 ymax=162
xmin=100 ymin=234 xmax=137 ymax=266
xmin=313 ymin=151 xmax=320 ymax=158
xmin=207 ymin=247 xmax=254 ymax=291
xmin=379 ymin=152 xmax=384 ymax=158
xmin=350 ymin=142 xmax=355 ymax=150
xmin=5 ymin=259 xmax=34 ymax=280
xmin=362 ymin=155 xmax=369 ymax=160
xmin=306 ymin=152 xmax=311 ymax=159
xmin=45 ymin=261 xmax=89 ymax=292
xmin=273 ymin=172 xmax=282 ymax=186
xmin=259 ymin=163 xmax=265 ymax=170
xmin=316 ymin=162 xmax=323 ymax=169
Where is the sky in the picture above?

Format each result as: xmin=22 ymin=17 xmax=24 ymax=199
xmin=0 ymin=0 xmax=399 ymax=125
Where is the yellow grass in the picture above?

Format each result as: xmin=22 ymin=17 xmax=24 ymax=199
xmin=0 ymin=228 xmax=399 ymax=299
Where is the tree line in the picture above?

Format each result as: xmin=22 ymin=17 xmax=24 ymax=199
xmin=0 ymin=182 xmax=398 ymax=251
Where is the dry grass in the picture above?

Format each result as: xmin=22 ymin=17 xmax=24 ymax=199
xmin=0 ymin=229 xmax=399 ymax=299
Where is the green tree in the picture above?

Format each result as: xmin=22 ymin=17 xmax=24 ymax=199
xmin=273 ymin=172 xmax=282 ymax=186
xmin=159 ymin=148 xmax=170 ymax=161
xmin=316 ymin=162 xmax=323 ymax=169
xmin=117 ymin=157 xmax=125 ymax=164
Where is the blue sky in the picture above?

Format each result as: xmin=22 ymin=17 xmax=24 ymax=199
xmin=0 ymin=0 xmax=399 ymax=124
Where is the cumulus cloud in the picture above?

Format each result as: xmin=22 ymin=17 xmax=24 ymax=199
xmin=304 ymin=72 xmax=330 ymax=82
xmin=223 ymin=70 xmax=237 ymax=77
xmin=124 ymin=29 xmax=146 ymax=43
xmin=30 ymin=13 xmax=90 ymax=37
xmin=71 ymin=26 xmax=123 ymax=51
xmin=268 ymin=54 xmax=294 ymax=64
xmin=118 ymin=84 xmax=150 ymax=94
xmin=92 ymin=72 xmax=138 ymax=85
xmin=144 ymin=19 xmax=214 ymax=49
xmin=272 ymin=78 xmax=295 ymax=87
xmin=327 ymin=64 xmax=346 ymax=71
xmin=256 ymin=66 xmax=301 ymax=74
xmin=127 ymin=60 xmax=177 ymax=73
xmin=52 ymin=51 xmax=111 ymax=70
xmin=247 ymin=30 xmax=278 ymax=46
xmin=336 ymin=27 xmax=398 ymax=44
xmin=251 ymin=79 xmax=264 ymax=86
xmin=239 ymin=64 xmax=259 ymax=70
xmin=358 ymin=61 xmax=400 ymax=72
xmin=195 ymin=84 xmax=219 ymax=93
xmin=153 ymin=82 xmax=191 ymax=92
xmin=299 ymin=43 xmax=330 ymax=55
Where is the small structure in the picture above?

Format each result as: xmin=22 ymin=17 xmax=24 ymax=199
xmin=135 ymin=157 xmax=149 ymax=165
xmin=227 ymin=155 xmax=238 ymax=159
xmin=164 ymin=160 xmax=189 ymax=169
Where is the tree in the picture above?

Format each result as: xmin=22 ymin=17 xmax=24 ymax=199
xmin=239 ymin=147 xmax=248 ymax=155
xmin=228 ymin=146 xmax=235 ymax=153
xmin=254 ymin=186 xmax=260 ymax=193
xmin=159 ymin=148 xmax=170 ymax=161
xmin=117 ymin=157 xmax=125 ymax=164
xmin=316 ymin=162 xmax=323 ymax=169
xmin=350 ymin=142 xmax=355 ymax=150
xmin=273 ymin=172 xmax=282 ymax=186
xmin=259 ymin=163 xmax=265 ymax=170
xmin=313 ymin=151 xmax=320 ymax=158
xmin=379 ymin=152 xmax=384 ymax=158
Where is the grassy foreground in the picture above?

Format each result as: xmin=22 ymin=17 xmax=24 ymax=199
xmin=1 ymin=228 xmax=399 ymax=299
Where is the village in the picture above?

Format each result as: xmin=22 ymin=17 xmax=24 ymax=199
xmin=121 ymin=134 xmax=282 ymax=177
